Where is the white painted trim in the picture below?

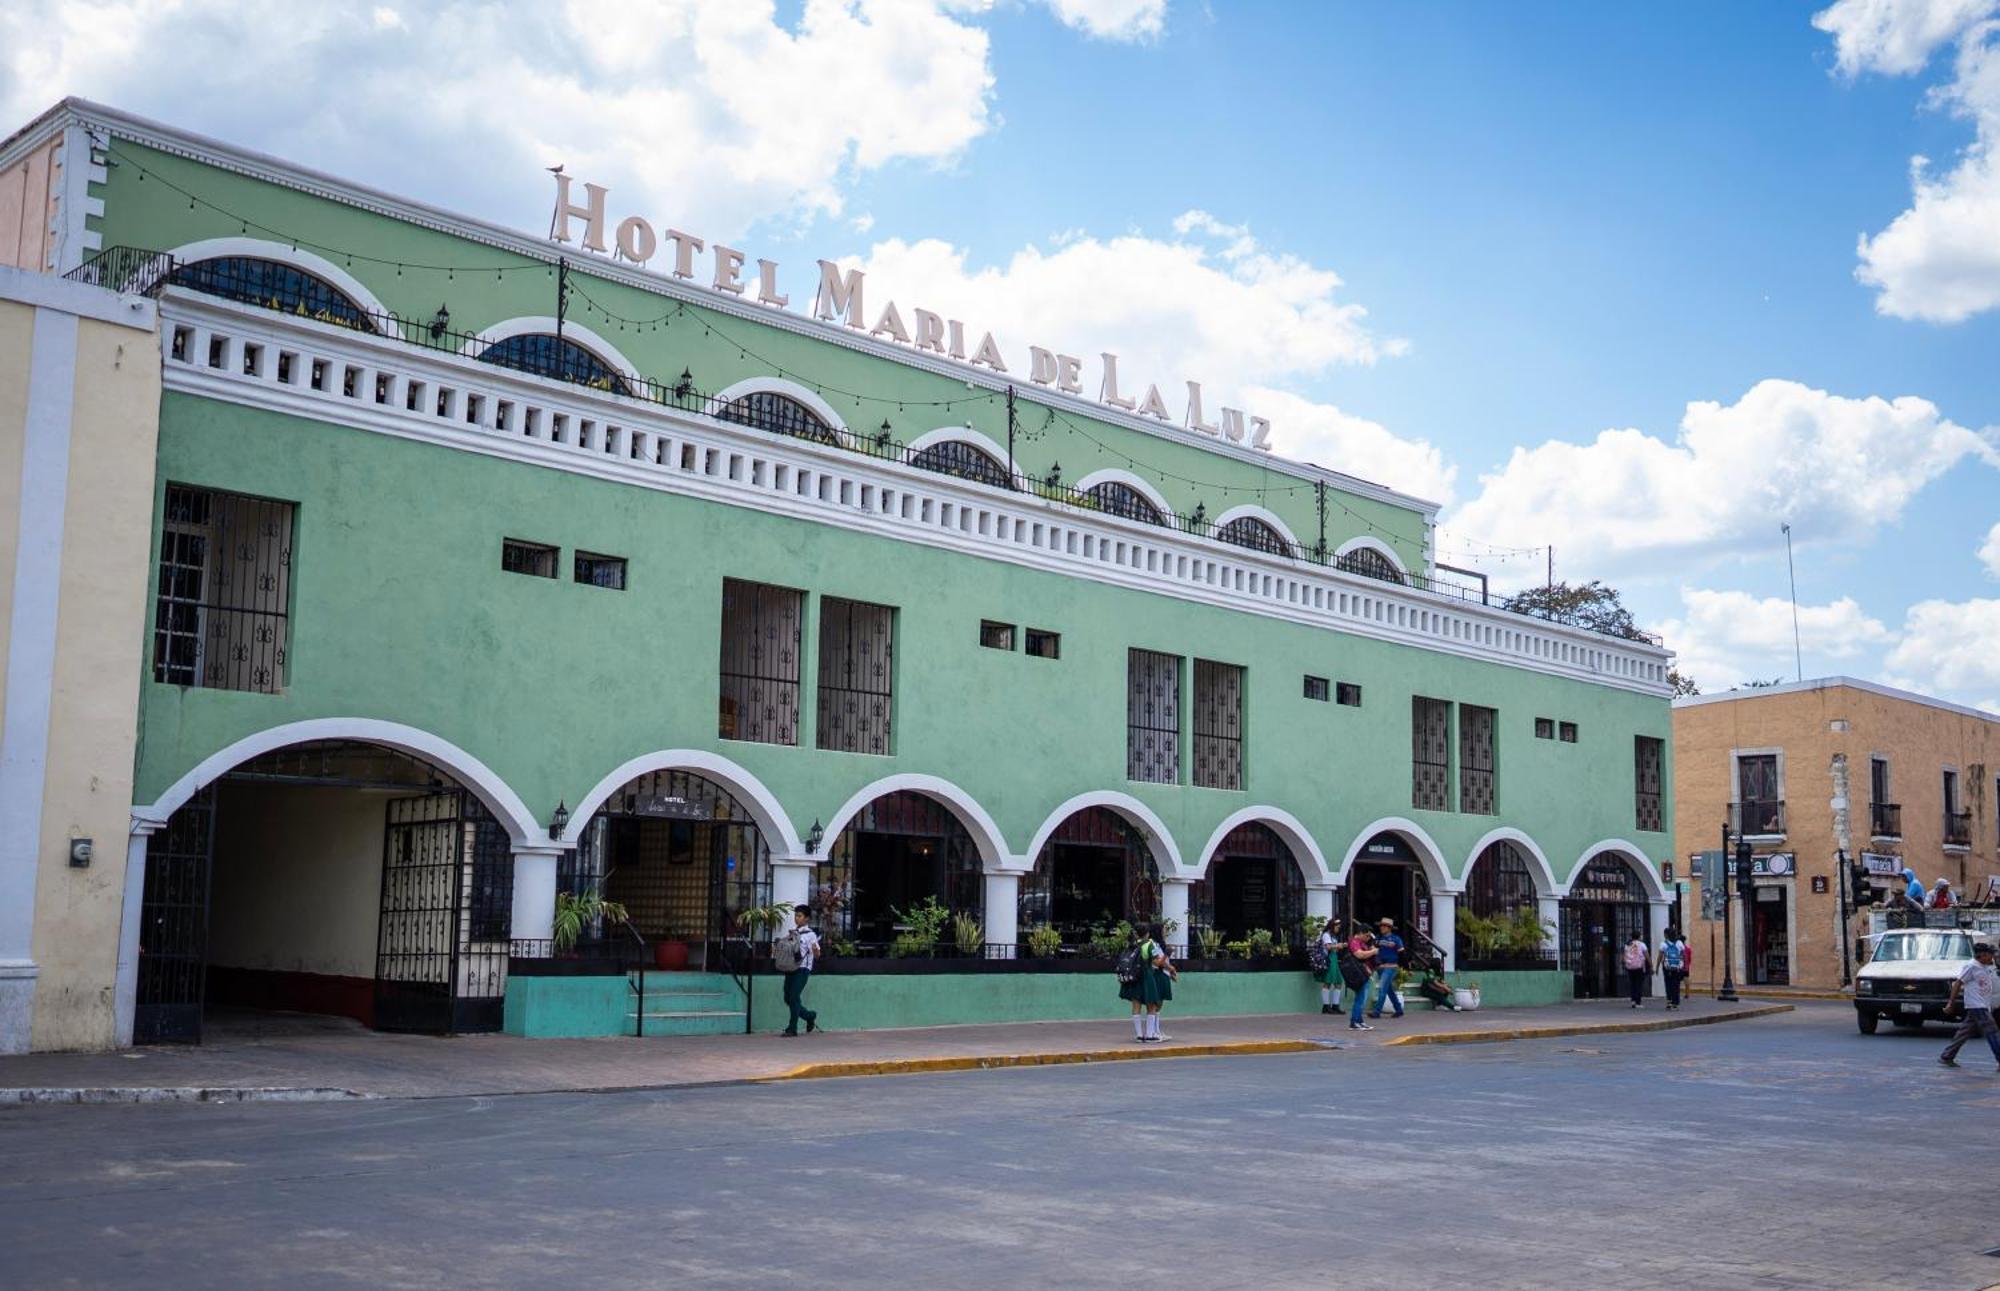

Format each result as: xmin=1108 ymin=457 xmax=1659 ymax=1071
xmin=132 ymin=718 xmax=542 ymax=846
xmin=1023 ymin=792 xmax=1187 ymax=877
xmin=1073 ymin=468 xmax=1176 ymax=522
xmin=705 ymin=376 xmax=855 ymax=446
xmin=163 ymin=236 xmax=399 ymax=336
xmin=112 ymin=828 xmax=157 ymax=1047
xmin=54 ymin=124 xmax=93 ymax=273
xmin=906 ymin=426 xmax=1014 ymax=475
xmin=457 ymin=316 xmax=642 ymax=384
xmin=1210 ymin=503 xmax=1302 ymax=551
xmin=821 ymin=773 xmax=1011 ymax=870
xmin=559 ymin=748 xmax=803 ymax=857
xmin=1334 ymin=817 xmax=1455 ymax=892
xmin=1193 ymin=806 xmax=1332 ymax=884
xmin=1563 ymin=840 xmax=1671 ymax=902
xmin=0 ymin=264 xmax=157 ymax=329
xmin=1333 ymin=535 xmax=1411 ymax=581
xmin=1464 ymin=826 xmax=1560 ymax=898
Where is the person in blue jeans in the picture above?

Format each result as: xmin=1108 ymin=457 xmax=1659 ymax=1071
xmin=1369 ymin=918 xmax=1406 ymax=1019
xmin=1346 ymin=928 xmax=1379 ymax=1030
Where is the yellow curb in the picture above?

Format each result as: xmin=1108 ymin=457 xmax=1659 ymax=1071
xmin=1381 ymin=1003 xmax=1794 ymax=1046
xmin=1688 ymin=988 xmax=1851 ymax=1002
xmin=756 ymin=1039 xmax=1326 ymax=1082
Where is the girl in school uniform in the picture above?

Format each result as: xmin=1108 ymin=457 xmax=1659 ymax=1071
xmin=1120 ymin=923 xmax=1181 ymax=1043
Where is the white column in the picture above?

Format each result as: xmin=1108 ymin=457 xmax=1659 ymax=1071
xmin=1538 ymin=895 xmax=1562 ymax=954
xmin=112 ymin=822 xmax=161 ymax=1047
xmin=510 ymin=848 xmax=562 ymax=942
xmin=1160 ymin=878 xmax=1191 ymax=956
xmin=1431 ymin=891 xmax=1458 ymax=972
xmin=772 ymin=857 xmax=815 ymax=912
xmin=983 ymin=871 xmax=1021 ymax=958
xmin=1649 ymin=898 xmax=1671 ymax=993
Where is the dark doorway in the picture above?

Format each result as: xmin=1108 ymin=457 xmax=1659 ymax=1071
xmin=1560 ymin=852 xmax=1650 ymax=1000
xmin=823 ymin=792 xmax=982 ymax=951
xmin=1192 ymin=823 xmax=1305 ymax=948
xmin=1020 ymin=808 xmax=1162 ymax=944
xmin=1049 ymin=843 xmax=1125 ymax=930
xmin=1211 ymin=857 xmax=1277 ymax=941
xmin=1750 ymin=885 xmax=1791 ymax=985
xmin=853 ymin=833 xmax=948 ymax=942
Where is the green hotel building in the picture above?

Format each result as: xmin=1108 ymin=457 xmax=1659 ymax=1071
xmin=0 ymin=100 xmax=1676 ymax=1053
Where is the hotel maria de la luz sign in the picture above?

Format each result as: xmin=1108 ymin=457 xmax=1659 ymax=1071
xmin=0 ymin=99 xmax=1677 ymax=1057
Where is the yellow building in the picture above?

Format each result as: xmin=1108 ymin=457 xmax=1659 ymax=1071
xmin=1673 ymin=678 xmax=2000 ymax=992
xmin=0 ymin=265 xmax=161 ymax=1053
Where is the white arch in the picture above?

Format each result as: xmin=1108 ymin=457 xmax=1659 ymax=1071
xmin=1333 ymin=535 xmax=1412 ymax=581
xmin=1073 ymin=468 xmax=1175 ymax=523
xmin=906 ymin=425 xmax=1015 ymax=476
xmin=131 ymin=717 xmax=542 ymax=847
xmin=561 ymin=749 xmax=803 ymax=857
xmin=822 ymin=773 xmax=1011 ymax=870
xmin=1563 ymin=840 xmax=1672 ymax=902
xmin=1463 ymin=826 xmax=1561 ymax=897
xmin=705 ymin=376 xmax=854 ymax=446
xmin=1023 ymin=791 xmax=1187 ymax=878
xmin=1209 ymin=503 xmax=1303 ymax=551
xmin=163 ymin=236 xmax=399 ymax=337
xmin=1334 ymin=816 xmax=1456 ymax=892
xmin=1193 ymin=807 xmax=1333 ymax=884
xmin=459 ymin=316 xmax=643 ymax=385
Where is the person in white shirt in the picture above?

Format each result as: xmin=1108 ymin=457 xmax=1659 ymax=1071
xmin=1315 ymin=924 xmax=1343 ymax=1014
xmin=1938 ymin=942 xmax=1999 ymax=1070
xmin=781 ymin=905 xmax=822 ymax=1037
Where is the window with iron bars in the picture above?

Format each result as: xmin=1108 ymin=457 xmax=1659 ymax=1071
xmin=1412 ymin=696 xmax=1452 ymax=812
xmin=477 ymin=334 xmax=631 ymax=394
xmin=152 ymin=484 xmax=295 ymax=694
xmin=909 ymin=439 xmax=1011 ymax=489
xmin=171 ymin=256 xmax=372 ymax=331
xmin=1193 ymin=659 xmax=1246 ymax=791
xmin=817 ymin=596 xmax=896 ymax=755
xmin=1084 ymin=480 xmax=1165 ymax=526
xmin=1459 ymin=704 xmax=1497 ymax=814
xmin=1214 ymin=515 xmax=1292 ymax=557
xmin=718 ymin=578 xmax=802 ymax=745
xmin=1635 ymin=736 xmax=1665 ymax=833
xmin=1337 ymin=546 xmax=1406 ymax=584
xmin=717 ymin=391 xmax=840 ymax=446
xmin=1127 ymin=649 xmax=1181 ymax=784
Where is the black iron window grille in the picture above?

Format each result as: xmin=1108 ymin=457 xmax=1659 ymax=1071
xmin=1735 ymin=754 xmax=1781 ymax=834
xmin=502 ymin=538 xmax=558 ymax=578
xmin=980 ymin=620 xmax=1016 ymax=650
xmin=1337 ymin=546 xmax=1406 ymax=584
xmin=1869 ymin=801 xmax=1902 ymax=838
xmin=1189 ymin=822 xmax=1304 ymax=947
xmin=910 ymin=439 xmax=1012 ymax=488
xmin=477 ymin=333 xmax=630 ymax=394
xmin=1535 ymin=717 xmax=1555 ymax=740
xmin=1945 ymin=807 xmax=1972 ymax=847
xmin=718 ymin=391 xmax=840 ymax=445
xmin=1464 ymin=840 xmax=1538 ymax=921
xmin=134 ymin=785 xmax=215 ymax=1044
xmin=1558 ymin=721 xmax=1579 ymax=743
xmin=719 ymin=578 xmax=802 ymax=746
xmin=1127 ymin=648 xmax=1181 ymax=784
xmin=574 ymin=769 xmax=772 ymax=947
xmin=1336 ymin=682 xmax=1362 ymax=707
xmin=574 ymin=551 xmax=627 ymax=589
xmin=1215 ymin=515 xmax=1292 ymax=557
xmin=1459 ymin=704 xmax=1497 ymax=814
xmin=817 ymin=596 xmax=896 ymax=755
xmin=1635 ymin=736 xmax=1665 ymax=833
xmin=376 ymin=790 xmax=510 ymax=1033
xmin=1084 ymin=480 xmax=1165 ymax=526
xmin=818 ymin=791 xmax=982 ymax=946
xmin=171 ymin=256 xmax=372 ymax=331
xmin=1193 ymin=659 xmax=1246 ymax=791
xmin=1018 ymin=807 xmax=1162 ymax=942
xmin=1026 ymin=629 xmax=1061 ymax=660
xmin=1304 ymin=675 xmax=1330 ymax=702
xmin=1412 ymin=696 xmax=1452 ymax=812
xmin=152 ymin=484 xmax=294 ymax=694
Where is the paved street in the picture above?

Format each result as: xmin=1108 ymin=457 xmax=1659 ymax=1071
xmin=3 ymin=1002 xmax=1996 ymax=1289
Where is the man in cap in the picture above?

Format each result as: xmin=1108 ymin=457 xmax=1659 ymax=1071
xmin=1938 ymin=942 xmax=2000 ymax=1070
xmin=1367 ymin=917 xmax=1407 ymax=1020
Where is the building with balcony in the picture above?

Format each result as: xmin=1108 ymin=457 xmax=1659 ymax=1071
xmin=1 ymin=100 xmax=1677 ymax=1053
xmin=1673 ymin=678 xmax=2000 ymax=992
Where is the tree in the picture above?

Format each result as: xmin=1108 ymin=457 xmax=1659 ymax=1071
xmin=1668 ymin=668 xmax=1699 ymax=698
xmin=1500 ymin=579 xmax=1649 ymax=641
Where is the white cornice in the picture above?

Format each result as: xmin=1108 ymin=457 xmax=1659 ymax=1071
xmin=1673 ymin=676 xmax=2000 ymax=726
xmin=35 ymin=97 xmax=1441 ymax=520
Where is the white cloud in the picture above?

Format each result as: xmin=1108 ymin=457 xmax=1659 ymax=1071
xmin=1982 ymin=520 xmax=2000 ymax=575
xmin=1885 ymin=596 xmax=2000 ymax=690
xmin=1449 ymin=378 xmax=1997 ymax=587
xmin=1040 ymin=0 xmax=1168 ymax=41
xmin=1814 ymin=0 xmax=2000 ymax=321
xmin=1239 ymin=387 xmax=1455 ymax=505
xmin=1653 ymin=586 xmax=1892 ymax=690
xmin=0 ymin=0 xmax=999 ymax=242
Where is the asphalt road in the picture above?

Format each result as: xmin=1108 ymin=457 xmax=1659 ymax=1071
xmin=3 ymin=1002 xmax=1996 ymax=1290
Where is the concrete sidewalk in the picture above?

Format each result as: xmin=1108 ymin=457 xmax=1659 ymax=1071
xmin=0 ymin=999 xmax=1794 ymax=1102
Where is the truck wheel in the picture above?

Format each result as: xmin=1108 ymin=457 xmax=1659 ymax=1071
xmin=1857 ymin=1010 xmax=1879 ymax=1034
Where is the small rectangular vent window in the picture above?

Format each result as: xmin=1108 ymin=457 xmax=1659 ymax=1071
xmin=1559 ymin=721 xmax=1579 ymax=743
xmin=1535 ymin=717 xmax=1554 ymax=740
xmin=1303 ymin=675 xmax=1330 ymax=702
xmin=980 ymin=620 xmax=1016 ymax=651
xmin=574 ymin=552 xmax=627 ymax=589
xmin=1026 ymin=629 xmax=1061 ymax=659
xmin=502 ymin=539 xmax=558 ymax=579
xmin=1336 ymin=682 xmax=1362 ymax=707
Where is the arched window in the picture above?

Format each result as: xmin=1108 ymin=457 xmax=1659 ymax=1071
xmin=1339 ymin=545 xmax=1406 ymax=584
xmin=476 ymin=334 xmax=631 ymax=394
xmin=171 ymin=256 xmax=372 ymax=331
xmin=1215 ymin=515 xmax=1291 ymax=557
xmin=1084 ymin=481 xmax=1165 ymax=526
xmin=1463 ymin=840 xmax=1538 ymax=920
xmin=910 ymin=440 xmax=1011 ymax=489
xmin=718 ymin=391 xmax=840 ymax=446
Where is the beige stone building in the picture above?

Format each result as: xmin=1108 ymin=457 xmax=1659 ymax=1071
xmin=1673 ymin=678 xmax=2000 ymax=992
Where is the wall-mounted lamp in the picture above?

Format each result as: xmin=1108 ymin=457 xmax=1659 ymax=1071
xmin=673 ymin=368 xmax=695 ymax=400
xmin=549 ymin=800 xmax=570 ymax=840
xmin=875 ymin=419 xmax=893 ymax=448
xmin=1045 ymin=461 xmax=1062 ymax=490
xmin=806 ymin=819 xmax=824 ymax=854
xmin=1190 ymin=502 xmax=1207 ymax=528
xmin=428 ymin=304 xmax=451 ymax=338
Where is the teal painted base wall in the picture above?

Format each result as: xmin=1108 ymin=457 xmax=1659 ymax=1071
xmin=501 ymin=969 xmax=1572 ymax=1038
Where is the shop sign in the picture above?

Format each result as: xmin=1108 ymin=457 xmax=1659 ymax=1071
xmin=1362 ymin=833 xmax=1417 ymax=864
xmin=1725 ymin=852 xmax=1794 ymax=879
xmin=548 ymin=175 xmax=1275 ymax=450
xmin=1860 ymin=852 xmax=1902 ymax=876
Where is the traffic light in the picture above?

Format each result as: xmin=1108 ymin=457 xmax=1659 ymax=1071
xmin=1735 ymin=838 xmax=1756 ymax=901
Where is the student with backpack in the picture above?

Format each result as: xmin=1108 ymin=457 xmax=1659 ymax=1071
xmin=1344 ymin=927 xmax=1379 ymax=1031
xmin=776 ymin=905 xmax=821 ymax=1037
xmin=1657 ymin=926 xmax=1691 ymax=1011
xmin=1308 ymin=921 xmax=1343 ymax=1014
xmin=1117 ymin=922 xmax=1180 ymax=1042
xmin=1622 ymin=933 xmax=1651 ymax=1008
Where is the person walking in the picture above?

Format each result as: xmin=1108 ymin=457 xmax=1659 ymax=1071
xmin=778 ymin=905 xmax=821 ymax=1037
xmin=1369 ymin=918 xmax=1407 ymax=1020
xmin=1938 ymin=941 xmax=2000 ymax=1070
xmin=1345 ymin=926 xmax=1379 ymax=1030
xmin=1313 ymin=920 xmax=1343 ymax=1014
xmin=1118 ymin=923 xmax=1180 ymax=1042
xmin=1622 ymin=932 xmax=1650 ymax=1008
xmin=1657 ymin=926 xmax=1691 ymax=1011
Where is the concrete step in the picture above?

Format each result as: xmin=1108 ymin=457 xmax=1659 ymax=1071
xmin=622 ymin=1009 xmax=747 ymax=1038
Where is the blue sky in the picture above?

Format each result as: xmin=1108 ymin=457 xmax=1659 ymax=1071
xmin=5 ymin=0 xmax=1996 ymax=702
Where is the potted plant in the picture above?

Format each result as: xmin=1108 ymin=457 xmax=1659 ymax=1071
xmin=1024 ymin=924 xmax=1064 ymax=959
xmin=952 ymin=911 xmax=985 ymax=958
xmin=889 ymin=896 xmax=951 ymax=958
xmin=1455 ymin=979 xmax=1483 ymax=1011
xmin=552 ymin=889 xmax=631 ymax=956
xmin=1195 ymin=926 xmax=1226 ymax=960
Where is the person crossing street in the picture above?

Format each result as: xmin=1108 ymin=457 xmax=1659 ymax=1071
xmin=1938 ymin=942 xmax=2000 ymax=1070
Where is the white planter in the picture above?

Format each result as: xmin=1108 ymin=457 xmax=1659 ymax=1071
xmin=1453 ymin=988 xmax=1482 ymax=1011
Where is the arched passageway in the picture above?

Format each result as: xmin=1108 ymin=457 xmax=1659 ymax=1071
xmin=1192 ymin=822 xmax=1306 ymax=948
xmin=1018 ymin=807 xmax=1163 ymax=945
xmin=1560 ymin=852 xmax=1652 ymax=999
xmin=821 ymin=792 xmax=983 ymax=953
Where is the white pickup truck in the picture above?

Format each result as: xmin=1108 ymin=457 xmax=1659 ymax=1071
xmin=1854 ymin=928 xmax=1978 ymax=1034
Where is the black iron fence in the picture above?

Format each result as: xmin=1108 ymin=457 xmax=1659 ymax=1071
xmin=1870 ymin=802 xmax=1902 ymax=838
xmin=1730 ymin=799 xmax=1787 ymax=836
xmin=1945 ymin=810 xmax=1973 ymax=846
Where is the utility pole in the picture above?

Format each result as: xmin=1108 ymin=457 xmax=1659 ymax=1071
xmin=1005 ymin=385 xmax=1016 ymax=484
xmin=1546 ymin=545 xmax=1553 ymax=590
xmin=1315 ymin=481 xmax=1328 ymax=563
xmin=1783 ymin=522 xmax=1803 ymax=682
xmin=555 ymin=257 xmax=570 ymax=347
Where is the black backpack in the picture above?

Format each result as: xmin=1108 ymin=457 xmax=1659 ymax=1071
xmin=1114 ymin=940 xmax=1149 ymax=985
xmin=1338 ymin=944 xmax=1370 ymax=989
xmin=1306 ymin=937 xmax=1329 ymax=974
